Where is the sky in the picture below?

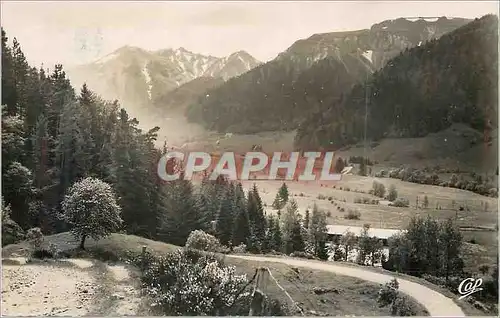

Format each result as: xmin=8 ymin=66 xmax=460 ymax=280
xmin=1 ymin=1 xmax=498 ymax=68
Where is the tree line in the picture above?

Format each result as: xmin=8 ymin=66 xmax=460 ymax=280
xmin=1 ymin=27 xmax=164 ymax=240
xmin=0 ymin=27 xmax=331 ymax=261
xmin=295 ymin=15 xmax=498 ymax=151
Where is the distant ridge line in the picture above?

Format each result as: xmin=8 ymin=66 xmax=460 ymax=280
xmin=398 ymin=16 xmax=462 ymax=19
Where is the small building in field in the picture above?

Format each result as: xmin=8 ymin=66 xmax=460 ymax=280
xmin=326 ymin=225 xmax=404 ymax=247
xmin=340 ymin=166 xmax=353 ymax=175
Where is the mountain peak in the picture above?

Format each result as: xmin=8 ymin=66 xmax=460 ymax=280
xmin=68 ymin=44 xmax=261 ymax=108
xmin=228 ymin=50 xmax=254 ymax=59
xmin=114 ymin=45 xmax=146 ymax=53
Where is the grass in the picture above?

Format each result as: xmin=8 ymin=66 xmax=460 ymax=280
xmin=328 ymin=261 xmax=494 ymax=316
xmin=3 ymin=233 xmax=428 ymax=316
xmin=241 ymin=175 xmax=498 ymax=274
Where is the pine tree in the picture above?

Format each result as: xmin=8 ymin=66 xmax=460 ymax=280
xmin=0 ymin=29 xmax=173 ymax=240
xmin=290 ymin=219 xmax=305 ymax=253
xmin=272 ymin=182 xmax=289 ymax=210
xmin=247 ymin=184 xmax=266 ymax=250
xmin=158 ymin=179 xmax=206 ymax=246
xmin=214 ymin=185 xmax=235 ymax=246
xmin=231 ymin=182 xmax=250 ymax=247
xmin=232 ymin=207 xmax=251 ymax=247
xmin=308 ymin=204 xmax=329 ymax=259
xmin=1 ymin=28 xmax=18 ymax=116
xmin=271 ymin=218 xmax=284 ymax=252
xmin=281 ymin=199 xmax=305 ymax=254
xmin=304 ymin=209 xmax=310 ymax=229
xmin=278 ymin=182 xmax=289 ymax=202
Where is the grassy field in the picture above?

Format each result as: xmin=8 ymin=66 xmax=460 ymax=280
xmin=2 ymin=233 xmax=428 ymax=316
xmin=241 ymin=175 xmax=498 ymax=274
xmin=158 ymin=120 xmax=497 ymax=174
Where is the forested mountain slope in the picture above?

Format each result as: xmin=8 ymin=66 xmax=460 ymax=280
xmin=152 ymin=76 xmax=224 ymax=114
xmin=295 ymin=14 xmax=498 ymax=151
xmin=186 ymin=17 xmax=470 ymax=133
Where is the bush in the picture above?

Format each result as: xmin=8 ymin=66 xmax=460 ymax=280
xmin=185 ymin=230 xmax=226 ymax=253
xmin=378 ymin=278 xmax=399 ymax=307
xmin=421 ymin=274 xmax=447 ymax=287
xmin=317 ymin=194 xmax=327 ymax=200
xmin=142 ymin=249 xmax=249 ymax=315
xmin=26 ymin=227 xmax=44 ymax=250
xmin=1 ymin=200 xmax=25 ymax=246
xmin=344 ymin=209 xmax=361 ymax=220
xmin=488 ymin=188 xmax=498 ymax=197
xmin=356 ymin=197 xmax=378 ymax=205
xmin=372 ymin=181 xmax=386 ymax=198
xmin=391 ymin=296 xmax=419 ymax=316
xmin=387 ymin=185 xmax=398 ymax=201
xmin=232 ymin=243 xmax=247 ymax=254
xmin=377 ymin=278 xmax=419 ymax=316
xmin=389 ymin=198 xmax=409 ymax=207
xmin=32 ymin=249 xmax=54 ymax=259
xmin=289 ymin=251 xmax=317 ymax=260
xmin=375 ymin=170 xmax=387 ymax=178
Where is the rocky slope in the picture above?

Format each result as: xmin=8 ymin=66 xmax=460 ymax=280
xmin=152 ymin=76 xmax=224 ymax=113
xmin=295 ymin=15 xmax=498 ymax=153
xmin=280 ymin=16 xmax=471 ymax=71
xmin=66 ymin=46 xmax=260 ymax=113
xmin=186 ymin=17 xmax=471 ymax=133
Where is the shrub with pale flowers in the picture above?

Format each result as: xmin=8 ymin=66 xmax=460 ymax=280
xmin=185 ymin=229 xmax=225 ymax=253
xmin=142 ymin=249 xmax=248 ymax=315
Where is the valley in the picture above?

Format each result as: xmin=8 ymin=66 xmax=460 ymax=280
xmin=1 ymin=3 xmax=498 ymax=317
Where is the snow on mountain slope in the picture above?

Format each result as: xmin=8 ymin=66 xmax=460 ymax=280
xmin=277 ymin=16 xmax=471 ymax=72
xmin=66 ymin=46 xmax=261 ymax=112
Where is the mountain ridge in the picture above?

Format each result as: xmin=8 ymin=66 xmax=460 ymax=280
xmin=66 ymin=45 xmax=261 ymax=114
xmin=186 ymin=16 xmax=472 ymax=133
xmin=295 ymin=14 xmax=498 ymax=152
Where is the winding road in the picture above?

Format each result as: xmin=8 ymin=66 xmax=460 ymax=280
xmin=228 ymin=254 xmax=465 ymax=317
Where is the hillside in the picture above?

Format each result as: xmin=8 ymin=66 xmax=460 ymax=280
xmin=187 ymin=56 xmax=371 ymax=133
xmin=295 ymin=15 xmax=498 ymax=153
xmin=152 ymin=76 xmax=224 ymax=113
xmin=2 ymin=233 xmax=430 ymax=316
xmin=186 ymin=17 xmax=471 ymax=133
xmin=66 ymin=47 xmax=260 ymax=115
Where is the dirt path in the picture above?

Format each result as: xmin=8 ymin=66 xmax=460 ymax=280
xmin=228 ymin=254 xmax=466 ymax=317
xmin=1 ymin=258 xmax=143 ymax=316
